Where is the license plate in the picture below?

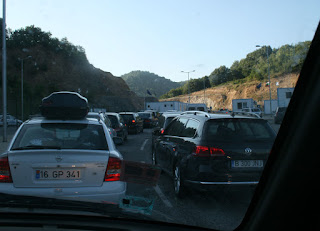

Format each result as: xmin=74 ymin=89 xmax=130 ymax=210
xmin=231 ymin=160 xmax=263 ymax=168
xmin=35 ymin=169 xmax=81 ymax=180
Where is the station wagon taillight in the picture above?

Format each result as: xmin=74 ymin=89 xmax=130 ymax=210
xmin=132 ymin=120 xmax=136 ymax=123
xmin=104 ymin=157 xmax=122 ymax=181
xmin=193 ymin=146 xmax=225 ymax=157
xmin=0 ymin=156 xmax=13 ymax=183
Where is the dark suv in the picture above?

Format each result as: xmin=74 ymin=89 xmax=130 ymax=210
xmin=119 ymin=112 xmax=143 ymax=134
xmin=153 ymin=111 xmax=276 ymax=197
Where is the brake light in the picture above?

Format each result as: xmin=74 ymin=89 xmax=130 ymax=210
xmin=193 ymin=146 xmax=225 ymax=157
xmin=104 ymin=157 xmax=122 ymax=181
xmin=160 ymin=128 xmax=164 ymax=134
xmin=0 ymin=156 xmax=13 ymax=183
xmin=132 ymin=120 xmax=135 ymax=123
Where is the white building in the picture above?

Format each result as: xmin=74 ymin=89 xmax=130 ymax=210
xmin=264 ymin=100 xmax=278 ymax=114
xmin=146 ymin=101 xmax=187 ymax=113
xmin=277 ymin=88 xmax=294 ymax=107
xmin=232 ymin=99 xmax=256 ymax=112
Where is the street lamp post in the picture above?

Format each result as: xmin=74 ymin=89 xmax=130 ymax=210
xmin=181 ymin=70 xmax=195 ymax=104
xmin=18 ymin=56 xmax=32 ymax=122
xmin=2 ymin=0 xmax=7 ymax=142
xmin=256 ymin=45 xmax=272 ymax=115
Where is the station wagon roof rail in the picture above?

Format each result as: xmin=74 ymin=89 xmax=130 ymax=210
xmin=180 ymin=111 xmax=211 ymax=118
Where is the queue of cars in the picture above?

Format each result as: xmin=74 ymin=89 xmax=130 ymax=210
xmin=1 ymin=92 xmax=281 ymax=202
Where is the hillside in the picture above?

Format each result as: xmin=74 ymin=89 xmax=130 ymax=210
xmin=121 ymin=71 xmax=182 ymax=97
xmin=162 ymin=73 xmax=299 ymax=110
xmin=0 ymin=23 xmax=143 ymax=118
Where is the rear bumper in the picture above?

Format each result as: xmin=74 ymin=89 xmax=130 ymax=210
xmin=0 ymin=181 xmax=126 ymax=204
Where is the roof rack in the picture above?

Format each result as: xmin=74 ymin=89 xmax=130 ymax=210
xmin=181 ymin=111 xmax=211 ymax=118
xmin=230 ymin=112 xmax=261 ymax=118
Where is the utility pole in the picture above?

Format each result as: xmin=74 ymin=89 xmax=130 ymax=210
xmin=181 ymin=70 xmax=195 ymax=104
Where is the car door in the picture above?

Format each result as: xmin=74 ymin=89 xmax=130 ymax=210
xmin=158 ymin=117 xmax=188 ymax=173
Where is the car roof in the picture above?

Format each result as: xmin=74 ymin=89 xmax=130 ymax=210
xmin=24 ymin=117 xmax=102 ymax=125
xmin=119 ymin=112 xmax=136 ymax=114
xmin=105 ymin=112 xmax=119 ymax=116
xmin=176 ymin=111 xmax=261 ymax=120
xmin=162 ymin=113 xmax=181 ymax=118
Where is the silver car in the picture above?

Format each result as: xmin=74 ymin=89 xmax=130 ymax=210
xmin=0 ymin=117 xmax=126 ymax=204
xmin=87 ymin=112 xmax=117 ymax=138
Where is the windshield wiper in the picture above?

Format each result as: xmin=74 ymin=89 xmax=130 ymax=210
xmin=11 ymin=145 xmax=62 ymax=150
xmin=0 ymin=193 xmax=152 ymax=221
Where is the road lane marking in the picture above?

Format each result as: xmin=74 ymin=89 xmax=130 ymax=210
xmin=140 ymin=139 xmax=148 ymax=151
xmin=154 ymin=185 xmax=173 ymax=208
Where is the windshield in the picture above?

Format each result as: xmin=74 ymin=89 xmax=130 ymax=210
xmin=138 ymin=113 xmax=152 ymax=119
xmin=0 ymin=1 xmax=318 ymax=230
xmin=120 ymin=114 xmax=134 ymax=123
xmin=106 ymin=115 xmax=120 ymax=127
xmin=11 ymin=123 xmax=108 ymax=150
xmin=204 ymin=119 xmax=276 ymax=142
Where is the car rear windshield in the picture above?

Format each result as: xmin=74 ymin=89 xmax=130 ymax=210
xmin=120 ymin=114 xmax=134 ymax=123
xmin=138 ymin=113 xmax=152 ymax=119
xmin=107 ymin=115 xmax=120 ymax=127
xmin=11 ymin=123 xmax=108 ymax=150
xmin=203 ymin=119 xmax=276 ymax=142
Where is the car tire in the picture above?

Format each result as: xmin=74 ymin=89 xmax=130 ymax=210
xmin=174 ymin=165 xmax=185 ymax=198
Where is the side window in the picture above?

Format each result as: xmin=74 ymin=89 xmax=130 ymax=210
xmin=158 ymin=115 xmax=165 ymax=128
xmin=181 ymin=119 xmax=200 ymax=138
xmin=119 ymin=116 xmax=124 ymax=125
xmin=165 ymin=118 xmax=188 ymax=136
xmin=286 ymin=92 xmax=292 ymax=98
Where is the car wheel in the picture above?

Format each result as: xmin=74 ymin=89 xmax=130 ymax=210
xmin=174 ymin=165 xmax=185 ymax=198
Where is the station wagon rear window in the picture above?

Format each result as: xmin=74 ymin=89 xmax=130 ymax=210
xmin=204 ymin=119 xmax=276 ymax=142
xmin=11 ymin=123 xmax=108 ymax=150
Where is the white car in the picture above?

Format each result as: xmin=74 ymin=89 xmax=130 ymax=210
xmin=242 ymin=108 xmax=263 ymax=118
xmin=87 ymin=112 xmax=117 ymax=138
xmin=0 ymin=115 xmax=23 ymax=126
xmin=0 ymin=114 xmax=126 ymax=204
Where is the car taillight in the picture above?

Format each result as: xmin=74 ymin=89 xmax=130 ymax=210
xmin=193 ymin=146 xmax=225 ymax=157
xmin=0 ymin=156 xmax=12 ymax=183
xmin=104 ymin=157 xmax=122 ymax=182
xmin=132 ymin=120 xmax=135 ymax=123
xmin=146 ymin=120 xmax=150 ymax=122
xmin=160 ymin=128 xmax=164 ymax=134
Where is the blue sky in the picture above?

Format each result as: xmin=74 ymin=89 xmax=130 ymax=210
xmin=3 ymin=0 xmax=320 ymax=82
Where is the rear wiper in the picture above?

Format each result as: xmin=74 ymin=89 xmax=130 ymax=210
xmin=11 ymin=145 xmax=61 ymax=150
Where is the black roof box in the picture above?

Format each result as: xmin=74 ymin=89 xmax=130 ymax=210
xmin=40 ymin=91 xmax=89 ymax=119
